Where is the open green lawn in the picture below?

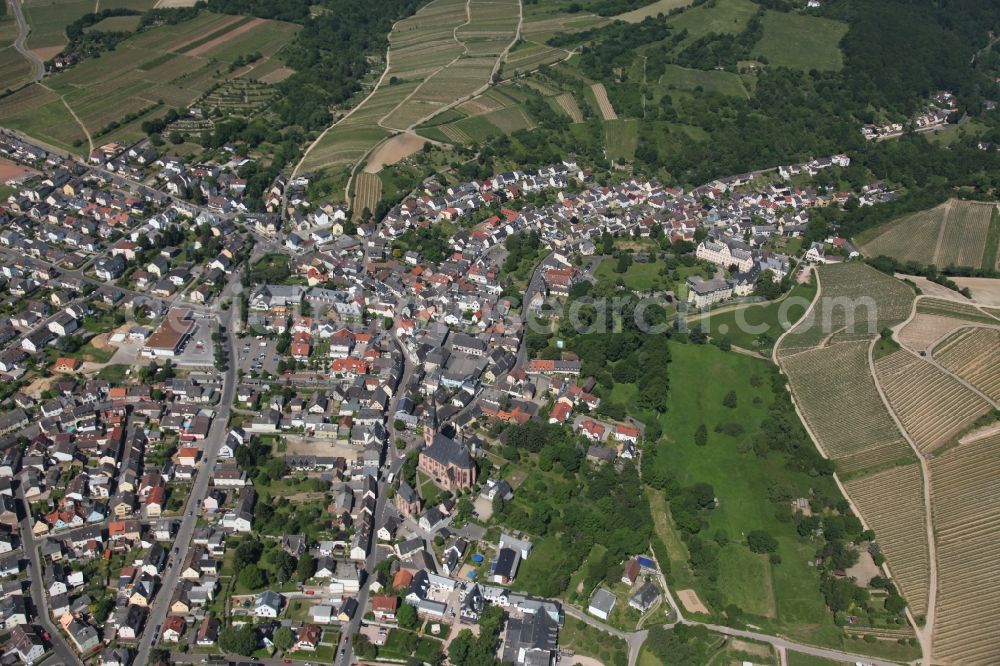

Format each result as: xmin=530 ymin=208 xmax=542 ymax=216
xmin=559 ymin=616 xmax=629 ymax=666
xmin=752 ymin=11 xmax=848 ymax=71
xmin=660 ymin=64 xmax=748 ymax=98
xmin=785 ymin=652 xmax=852 ymax=666
xmin=654 ymin=342 xmax=843 ymax=643
xmin=698 ymin=281 xmax=816 ymax=352
xmin=717 ymin=546 xmax=775 ymax=617
xmin=669 ymin=0 xmax=759 ymax=46
xmin=515 ymin=535 xmax=580 ymax=595
xmin=596 ymin=258 xmax=667 ymax=291
xmin=604 ymin=118 xmax=639 ymax=161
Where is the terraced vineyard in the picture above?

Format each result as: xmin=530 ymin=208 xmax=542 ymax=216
xmin=874 ymin=350 xmax=991 ymax=454
xmin=928 ymin=433 xmax=1000 ymax=665
xmin=352 ymin=172 xmax=383 ymax=219
xmin=844 ymin=464 xmax=930 ymax=617
xmin=932 ymin=327 xmax=1000 ymax=401
xmin=915 ymin=297 xmax=1000 ymax=324
xmin=860 ymin=205 xmax=944 ymax=266
xmin=937 ymin=201 xmax=995 ymax=268
xmin=778 ymin=263 xmax=915 ymax=356
xmin=782 ymin=341 xmax=913 ymax=474
xmin=897 ymin=313 xmax=973 ymax=354
xmin=860 ymin=200 xmax=999 ymax=270
xmin=299 ymin=0 xmax=520 ymax=176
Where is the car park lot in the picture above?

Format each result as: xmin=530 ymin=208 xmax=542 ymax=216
xmin=238 ymin=336 xmax=281 ymax=375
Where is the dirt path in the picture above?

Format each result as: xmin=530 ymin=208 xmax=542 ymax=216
xmin=40 ymin=83 xmax=93 ymax=156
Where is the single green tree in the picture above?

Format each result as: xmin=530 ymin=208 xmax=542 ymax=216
xmin=273 ymin=626 xmax=294 ymax=651
xmin=694 ymin=424 xmax=708 ymax=446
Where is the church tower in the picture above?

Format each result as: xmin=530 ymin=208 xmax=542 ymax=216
xmin=424 ymin=390 xmax=438 ymax=447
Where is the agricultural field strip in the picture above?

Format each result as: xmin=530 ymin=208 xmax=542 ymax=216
xmin=302 ymin=0 xmax=520 ymax=171
xmin=874 ymin=350 xmax=991 ymax=454
xmin=927 ymin=433 xmax=1000 ymax=665
xmin=591 ymin=82 xmax=617 ymax=120
xmin=931 ymin=327 xmax=1000 ymax=402
xmin=937 ymin=201 xmax=994 ymax=269
xmin=860 ymin=200 xmax=998 ymax=270
xmin=352 ymin=172 xmax=383 ymax=219
xmin=844 ymin=463 xmax=930 ymax=617
xmin=782 ymin=341 xmax=913 ymax=474
xmin=861 ymin=207 xmax=942 ymax=266
xmin=915 ymin=296 xmax=1000 ymax=324
xmin=778 ymin=262 xmax=915 ymax=356
xmin=897 ymin=313 xmax=977 ymax=354
xmin=380 ymin=0 xmax=519 ymax=130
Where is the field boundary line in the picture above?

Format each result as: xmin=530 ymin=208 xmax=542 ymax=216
xmin=866 ymin=342 xmax=937 ymax=660
xmin=930 ymin=199 xmax=952 ymax=266
xmin=921 ymin=336 xmax=1000 ymax=410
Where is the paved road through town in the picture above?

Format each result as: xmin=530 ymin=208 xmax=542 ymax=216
xmin=132 ymin=274 xmax=242 ymax=665
xmin=17 ymin=484 xmax=83 ymax=666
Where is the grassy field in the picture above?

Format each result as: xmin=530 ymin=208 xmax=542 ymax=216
xmin=660 ymin=64 xmax=748 ymax=98
xmin=699 ymin=281 xmax=816 ymax=352
xmin=786 ymin=653 xmax=852 ymax=666
xmin=0 ymin=11 xmax=299 ymax=152
xmin=595 ymin=257 xmax=665 ymax=291
xmin=655 ymin=343 xmax=843 ymax=642
xmin=752 ymin=11 xmax=848 ymax=71
xmin=23 ymin=0 xmax=92 ymax=51
xmin=604 ymin=118 xmax=639 ymax=161
xmin=668 ymin=0 xmax=759 ymax=47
